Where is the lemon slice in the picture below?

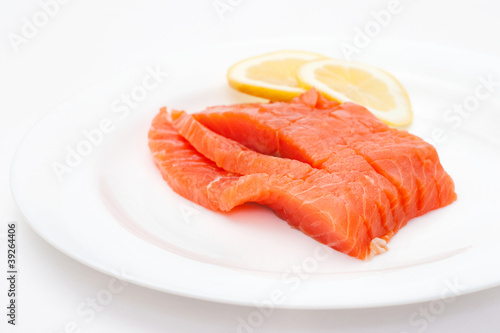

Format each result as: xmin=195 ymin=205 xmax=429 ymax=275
xmin=298 ymin=59 xmax=412 ymax=126
xmin=227 ymin=50 xmax=327 ymax=101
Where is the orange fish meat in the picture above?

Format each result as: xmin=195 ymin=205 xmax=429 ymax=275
xmin=148 ymin=89 xmax=457 ymax=259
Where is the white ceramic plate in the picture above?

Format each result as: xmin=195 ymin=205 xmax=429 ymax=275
xmin=11 ymin=38 xmax=500 ymax=309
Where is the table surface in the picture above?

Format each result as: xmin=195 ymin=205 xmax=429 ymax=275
xmin=1 ymin=1 xmax=500 ymax=332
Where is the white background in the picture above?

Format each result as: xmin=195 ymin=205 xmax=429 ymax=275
xmin=1 ymin=0 xmax=500 ymax=332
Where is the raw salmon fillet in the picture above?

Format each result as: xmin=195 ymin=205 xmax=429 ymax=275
xmin=148 ymin=89 xmax=457 ymax=259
